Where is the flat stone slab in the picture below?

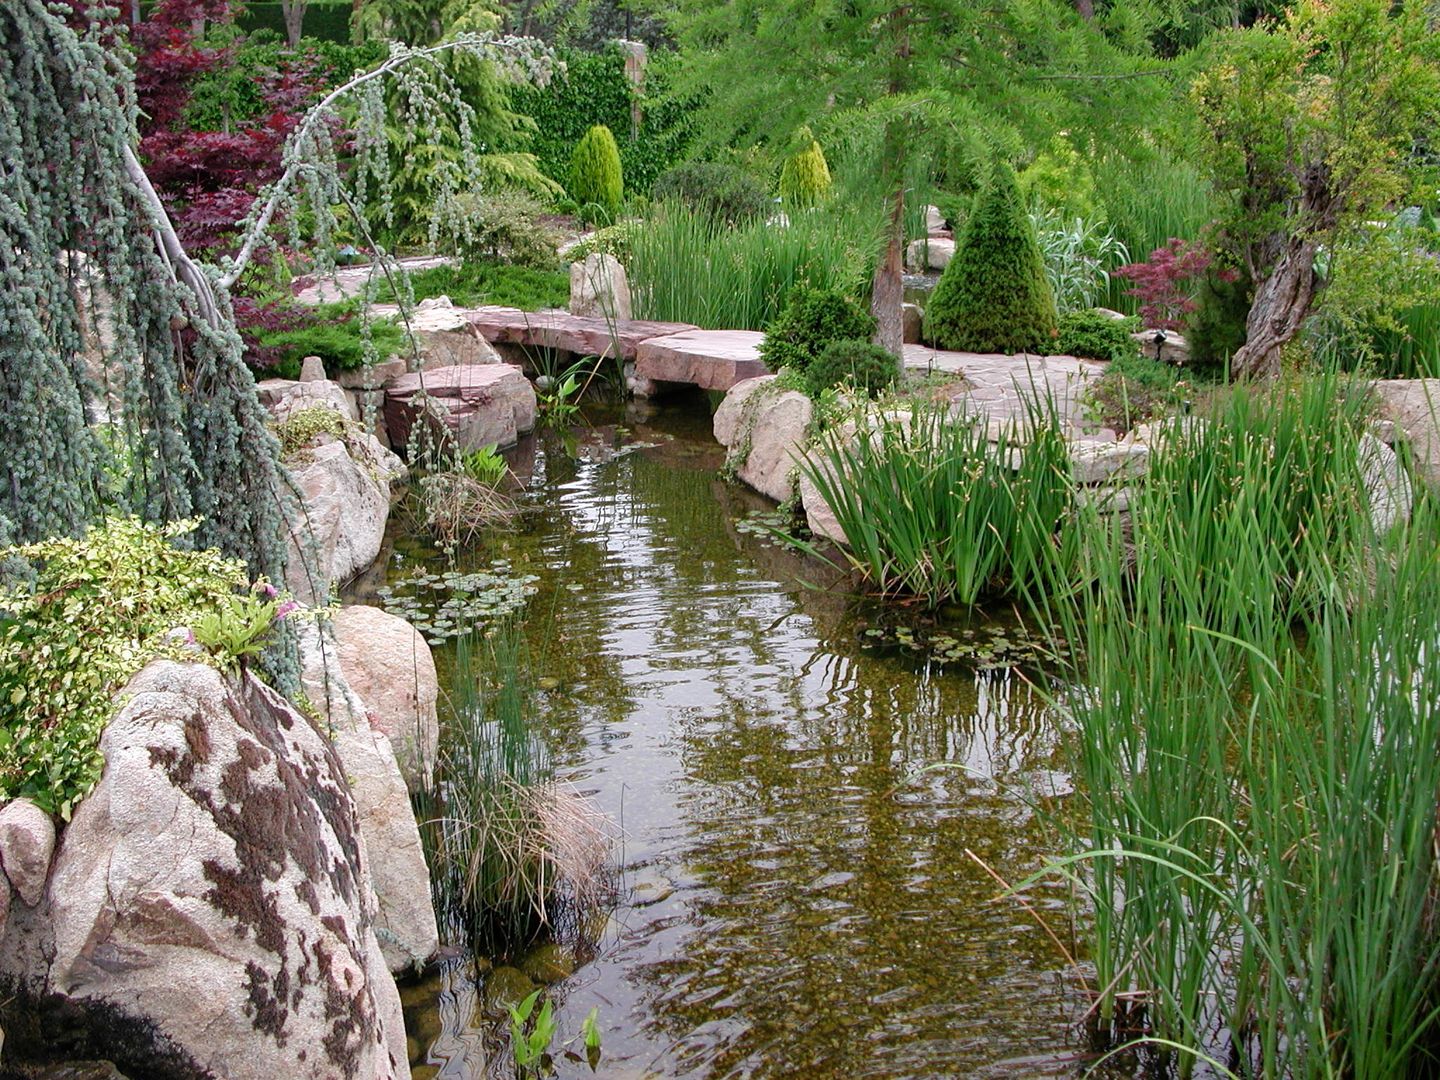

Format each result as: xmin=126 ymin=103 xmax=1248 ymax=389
xmin=384 ymin=363 xmax=536 ymax=451
xmin=635 ymin=329 xmax=770 ymax=392
xmin=902 ymin=344 xmax=1106 ymax=432
xmin=464 ymin=306 xmax=696 ymax=360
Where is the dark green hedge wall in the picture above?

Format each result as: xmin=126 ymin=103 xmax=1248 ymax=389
xmin=235 ymin=2 xmax=353 ymax=43
xmin=508 ymin=46 xmax=693 ymax=196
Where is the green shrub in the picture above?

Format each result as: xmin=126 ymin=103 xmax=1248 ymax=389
xmin=569 ymin=125 xmax=623 ymax=221
xmin=1086 ymin=354 xmax=1184 ymax=433
xmin=374 ymin=261 xmax=570 ymax=311
xmin=778 ymin=127 xmax=832 ymax=208
xmin=925 ymin=162 xmax=1058 ymax=353
xmin=567 ymin=221 xmax=639 ymax=264
xmin=252 ymin=301 xmax=407 ymax=377
xmin=0 ymin=517 xmax=273 ymax=817
xmin=506 ymin=46 xmax=694 ymax=196
xmin=804 ymin=339 xmax=898 ymax=399
xmin=1019 ymin=134 xmax=1099 ymax=220
xmin=759 ymin=286 xmax=876 ymax=374
xmin=457 ymin=191 xmax=561 ymax=269
xmin=1054 ymin=310 xmax=1140 ymax=363
xmin=652 ymin=161 xmax=770 ymax=226
xmin=275 ymin=405 xmax=353 ymax=458
xmin=1187 ymin=265 xmax=1252 ymax=371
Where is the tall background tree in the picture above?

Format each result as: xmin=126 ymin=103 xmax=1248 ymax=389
xmin=662 ymin=0 xmax=1180 ymax=356
xmin=1193 ymin=0 xmax=1440 ymax=379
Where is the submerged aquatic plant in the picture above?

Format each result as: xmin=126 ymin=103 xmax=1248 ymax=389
xmin=420 ymin=626 xmax=613 ymax=953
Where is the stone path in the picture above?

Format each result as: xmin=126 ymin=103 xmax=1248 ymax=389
xmin=902 ymin=344 xmax=1105 ymax=431
xmin=293 ymin=255 xmax=457 ymax=305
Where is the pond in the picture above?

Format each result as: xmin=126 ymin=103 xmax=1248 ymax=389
xmin=358 ymin=397 xmax=1096 ymax=1079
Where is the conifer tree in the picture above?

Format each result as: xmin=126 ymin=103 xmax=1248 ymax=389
xmin=779 ymin=127 xmax=832 ymax=207
xmin=925 ymin=162 xmax=1058 ymax=354
xmin=569 ymin=124 xmax=624 ymax=219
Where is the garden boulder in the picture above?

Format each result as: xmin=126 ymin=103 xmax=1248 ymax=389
xmin=0 ymin=661 xmax=410 ymax=1079
xmin=331 ymin=605 xmax=439 ymax=792
xmin=569 ymin=253 xmax=632 ymax=322
xmin=256 ymin=376 xmax=358 ymax=424
xmin=714 ymin=375 xmax=814 ymax=504
xmin=0 ymin=800 xmax=55 ymax=909
xmin=1130 ymin=329 xmax=1191 ymax=367
xmin=285 ymin=431 xmax=405 ymax=603
xmin=384 ymin=363 xmax=536 ymax=453
xmin=1371 ymin=379 xmax=1440 ymax=493
xmin=905 ymin=237 xmax=955 ymax=272
xmin=408 ymin=295 xmax=504 ymax=368
xmin=297 ymin=623 xmax=440 ymax=976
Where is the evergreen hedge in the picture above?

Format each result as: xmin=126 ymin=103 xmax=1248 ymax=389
xmin=925 ymin=161 xmax=1058 ymax=353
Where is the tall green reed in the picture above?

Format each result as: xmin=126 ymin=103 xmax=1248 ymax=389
xmin=418 ymin=623 xmax=610 ymax=954
xmin=1091 ymin=155 xmax=1213 ymax=316
xmin=800 ymin=395 xmax=1079 ymax=608
xmin=626 ymin=201 xmax=877 ymax=329
xmin=1028 ymin=375 xmax=1440 ymax=1076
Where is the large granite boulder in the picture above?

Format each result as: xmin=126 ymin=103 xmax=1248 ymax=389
xmin=256 ymin=377 xmax=358 ymax=425
xmin=1372 ymin=379 xmax=1440 ymax=493
xmin=331 ymin=605 xmax=439 ymax=792
xmin=0 ymin=799 xmax=56 ymax=910
xmin=285 ymin=431 xmax=406 ymax=604
xmin=384 ymin=364 xmax=536 ymax=453
xmin=568 ymin=253 xmax=632 ymax=322
xmin=713 ymin=375 xmax=814 ymax=504
xmin=905 ymin=237 xmax=955 ymax=272
xmin=297 ymin=625 xmax=440 ymax=975
xmin=0 ymin=661 xmax=409 ymax=1080
xmin=407 ymin=296 xmax=504 ymax=368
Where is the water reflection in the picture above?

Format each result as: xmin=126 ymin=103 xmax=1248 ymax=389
xmin=391 ymin=404 xmax=1091 ymax=1079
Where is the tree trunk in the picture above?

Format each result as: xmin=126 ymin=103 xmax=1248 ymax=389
xmin=281 ymin=0 xmax=307 ymax=47
xmin=1075 ymin=0 xmax=1095 ymax=18
xmin=1230 ymin=236 xmax=1321 ymax=380
xmin=872 ymin=182 xmax=905 ymax=362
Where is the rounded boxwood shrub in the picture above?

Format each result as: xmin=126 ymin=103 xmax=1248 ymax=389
xmin=1054 ymin=310 xmax=1140 ymax=363
xmin=653 ymin=161 xmax=770 ymax=226
xmin=759 ymin=286 xmax=876 ymax=374
xmin=925 ymin=161 xmax=1058 ymax=353
xmin=569 ymin=124 xmax=624 ymax=220
xmin=779 ymin=127 xmax=832 ymax=208
xmin=804 ymin=339 xmax=898 ymax=398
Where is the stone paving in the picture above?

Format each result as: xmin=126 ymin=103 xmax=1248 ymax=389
xmin=902 ymin=344 xmax=1106 ymax=432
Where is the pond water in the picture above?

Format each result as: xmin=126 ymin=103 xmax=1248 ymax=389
xmin=360 ymin=398 xmax=1096 ymax=1079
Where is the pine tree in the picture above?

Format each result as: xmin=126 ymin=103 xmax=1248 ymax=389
xmin=569 ymin=124 xmax=624 ymax=219
xmin=925 ymin=162 xmax=1058 ymax=354
xmin=778 ymin=127 xmax=831 ymax=207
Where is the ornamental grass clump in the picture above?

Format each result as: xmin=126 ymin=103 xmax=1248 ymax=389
xmin=925 ymin=161 xmax=1058 ymax=353
xmin=0 ymin=517 xmax=290 ymax=818
xmin=420 ymin=626 xmax=612 ymax=952
xmin=1023 ymin=375 xmax=1440 ymax=1076
xmin=801 ymin=396 xmax=1078 ymax=607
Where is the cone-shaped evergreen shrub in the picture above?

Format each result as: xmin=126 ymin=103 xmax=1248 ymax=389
xmin=569 ymin=125 xmax=623 ymax=220
xmin=779 ymin=127 xmax=832 ymax=207
xmin=925 ymin=162 xmax=1058 ymax=353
